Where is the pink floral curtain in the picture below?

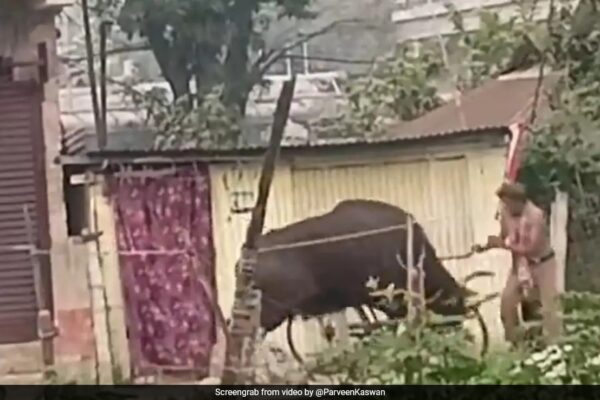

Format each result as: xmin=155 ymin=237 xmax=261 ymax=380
xmin=110 ymin=164 xmax=217 ymax=378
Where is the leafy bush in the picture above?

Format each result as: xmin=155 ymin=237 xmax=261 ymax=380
xmin=312 ymin=292 xmax=600 ymax=384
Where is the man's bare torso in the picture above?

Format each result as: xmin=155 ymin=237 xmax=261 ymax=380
xmin=499 ymin=201 xmax=551 ymax=260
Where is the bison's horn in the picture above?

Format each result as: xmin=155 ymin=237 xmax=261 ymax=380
xmin=461 ymin=287 xmax=478 ymax=298
xmin=467 ymin=292 xmax=500 ymax=310
xmin=463 ymin=270 xmax=495 ymax=285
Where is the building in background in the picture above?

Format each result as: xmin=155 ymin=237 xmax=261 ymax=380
xmin=392 ymin=0 xmax=556 ymax=42
xmin=263 ymin=0 xmax=397 ymax=75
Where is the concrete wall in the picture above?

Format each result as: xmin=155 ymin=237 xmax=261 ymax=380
xmin=0 ymin=4 xmax=97 ymax=383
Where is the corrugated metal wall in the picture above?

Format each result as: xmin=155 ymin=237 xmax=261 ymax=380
xmin=209 ymin=162 xmax=306 ymax=356
xmin=210 ymin=163 xmax=295 ymax=316
xmin=0 ymin=81 xmax=51 ymax=345
xmin=210 ymin=146 xmax=511 ymax=358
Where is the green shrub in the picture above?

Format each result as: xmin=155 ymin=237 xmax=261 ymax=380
xmin=312 ymin=292 xmax=600 ymax=384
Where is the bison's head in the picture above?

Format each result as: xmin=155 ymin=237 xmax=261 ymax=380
xmin=253 ymin=250 xmax=311 ymax=333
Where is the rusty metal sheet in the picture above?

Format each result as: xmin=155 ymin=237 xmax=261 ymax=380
xmin=387 ymin=76 xmax=556 ymax=139
xmin=0 ymin=81 xmax=51 ymax=345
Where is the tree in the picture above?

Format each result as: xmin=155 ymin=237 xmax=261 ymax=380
xmin=347 ymin=45 xmax=443 ymax=131
xmin=398 ymin=0 xmax=600 ymax=206
xmin=117 ymin=0 xmax=314 ymax=113
xmin=450 ymin=9 xmax=539 ymax=89
xmin=310 ymin=3 xmax=600 ymax=383
xmin=117 ymin=0 xmax=228 ymax=100
xmin=311 ymin=44 xmax=444 ymax=140
xmin=0 ymin=0 xmax=43 ymax=57
xmin=449 ymin=0 xmax=600 ymax=292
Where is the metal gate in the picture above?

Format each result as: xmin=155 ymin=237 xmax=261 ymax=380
xmin=0 ymin=81 xmax=52 ymax=345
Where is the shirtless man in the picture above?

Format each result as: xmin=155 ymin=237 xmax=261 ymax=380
xmin=476 ymin=182 xmax=561 ymax=345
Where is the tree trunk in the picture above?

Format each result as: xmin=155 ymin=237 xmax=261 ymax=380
xmin=222 ymin=0 xmax=255 ymax=115
xmin=144 ymin=20 xmax=191 ymax=100
xmin=168 ymin=72 xmax=191 ymax=101
xmin=81 ymin=0 xmax=104 ymax=149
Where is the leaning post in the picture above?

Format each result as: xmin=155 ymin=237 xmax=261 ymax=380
xmin=222 ymin=77 xmax=297 ymax=385
xmin=406 ymin=215 xmax=414 ymax=322
xmin=406 ymin=215 xmax=425 ymax=328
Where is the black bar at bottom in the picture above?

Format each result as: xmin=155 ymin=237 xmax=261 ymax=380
xmin=0 ymin=384 xmax=594 ymax=400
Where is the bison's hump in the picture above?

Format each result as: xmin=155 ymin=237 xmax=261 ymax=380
xmin=258 ymin=199 xmax=419 ymax=249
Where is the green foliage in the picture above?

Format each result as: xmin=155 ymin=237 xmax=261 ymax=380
xmin=118 ymin=83 xmax=240 ymax=149
xmin=117 ymin=0 xmax=229 ymax=98
xmin=313 ymin=292 xmax=600 ymax=384
xmin=96 ymin=0 xmax=317 ymax=147
xmin=153 ymin=89 xmax=242 ymax=150
xmin=314 ymin=45 xmax=443 ymax=139
xmin=447 ymin=1 xmax=600 ymax=210
xmin=348 ymin=46 xmax=443 ymax=128
xmin=316 ymin=323 xmax=485 ymax=384
xmin=452 ymin=9 xmax=537 ymax=89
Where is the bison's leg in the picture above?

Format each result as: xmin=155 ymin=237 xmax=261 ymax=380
xmin=367 ymin=306 xmax=379 ymax=323
xmin=355 ymin=306 xmax=371 ymax=324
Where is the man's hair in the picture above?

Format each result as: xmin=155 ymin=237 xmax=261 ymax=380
xmin=496 ymin=182 xmax=527 ymax=202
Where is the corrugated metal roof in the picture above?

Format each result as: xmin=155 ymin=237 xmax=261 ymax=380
xmin=388 ymin=74 xmax=555 ymax=139
xmin=61 ymin=74 xmax=547 ymax=158
xmin=58 ymin=125 xmax=340 ymax=156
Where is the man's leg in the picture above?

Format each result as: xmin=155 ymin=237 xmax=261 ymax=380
xmin=500 ymin=271 xmax=522 ymax=344
xmin=532 ymin=259 xmax=562 ymax=344
xmin=521 ymin=297 xmax=542 ymax=322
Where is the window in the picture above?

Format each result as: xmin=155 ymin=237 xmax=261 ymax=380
xmin=64 ymin=173 xmax=90 ymax=237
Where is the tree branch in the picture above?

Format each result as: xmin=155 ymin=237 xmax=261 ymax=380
xmin=529 ymin=0 xmax=555 ymax=125
xmin=81 ymin=0 xmax=104 ymax=148
xmin=60 ymin=43 xmax=151 ymax=63
xmin=253 ymin=18 xmax=369 ymax=78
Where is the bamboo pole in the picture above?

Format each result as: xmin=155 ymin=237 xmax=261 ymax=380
xmin=81 ymin=0 xmax=104 ymax=149
xmin=23 ymin=205 xmax=54 ymax=369
xmin=222 ymin=77 xmax=296 ymax=385
xmin=406 ymin=215 xmax=426 ymax=328
xmin=406 ymin=215 xmax=415 ymax=324
xmin=99 ymin=20 xmax=112 ymax=146
xmin=550 ymin=190 xmax=568 ymax=294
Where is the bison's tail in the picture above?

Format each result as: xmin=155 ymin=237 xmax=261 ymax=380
xmin=286 ymin=316 xmax=304 ymax=365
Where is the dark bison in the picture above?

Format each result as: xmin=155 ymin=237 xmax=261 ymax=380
xmin=253 ymin=199 xmax=487 ymax=361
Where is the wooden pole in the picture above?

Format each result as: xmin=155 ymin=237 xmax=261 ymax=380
xmin=99 ymin=20 xmax=112 ymax=147
xmin=23 ymin=205 xmax=54 ymax=369
xmin=222 ymin=77 xmax=296 ymax=385
xmin=416 ymin=242 xmax=425 ymax=325
xmin=551 ymin=190 xmax=568 ymax=294
xmin=81 ymin=0 xmax=104 ymax=149
xmin=406 ymin=215 xmax=425 ymax=327
xmin=406 ymin=215 xmax=415 ymax=324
